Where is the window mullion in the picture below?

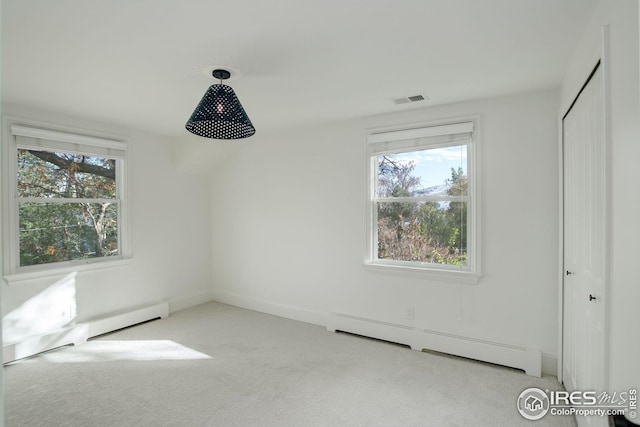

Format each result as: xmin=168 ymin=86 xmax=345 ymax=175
xmin=374 ymin=196 xmax=468 ymax=203
xmin=17 ymin=197 xmax=118 ymax=204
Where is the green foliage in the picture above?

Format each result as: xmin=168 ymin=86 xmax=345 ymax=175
xmin=446 ymin=166 xmax=467 ymax=252
xmin=17 ymin=149 xmax=118 ymax=267
xmin=377 ymin=158 xmax=468 ymax=266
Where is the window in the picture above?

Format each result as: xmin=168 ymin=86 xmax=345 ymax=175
xmin=4 ymin=123 xmax=129 ymax=279
xmin=366 ymin=120 xmax=479 ymax=281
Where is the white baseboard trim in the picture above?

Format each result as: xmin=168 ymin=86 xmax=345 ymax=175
xmin=3 ymin=302 xmax=169 ymax=364
xmin=210 ymin=289 xmax=326 ymax=327
xmin=207 ymin=292 xmax=547 ymax=377
xmin=327 ymin=313 xmax=543 ymax=377
xmin=3 ymin=323 xmax=89 ymax=363
xmin=168 ymin=290 xmax=214 ymax=313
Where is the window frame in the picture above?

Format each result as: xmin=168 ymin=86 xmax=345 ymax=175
xmin=365 ymin=116 xmax=481 ymax=284
xmin=2 ymin=119 xmax=131 ymax=284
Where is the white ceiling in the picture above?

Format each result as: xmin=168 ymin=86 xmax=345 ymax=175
xmin=2 ymin=0 xmax=599 ymax=140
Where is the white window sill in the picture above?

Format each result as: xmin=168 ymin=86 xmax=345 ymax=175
xmin=4 ymin=257 xmax=132 ymax=285
xmin=363 ymin=261 xmax=481 ymax=285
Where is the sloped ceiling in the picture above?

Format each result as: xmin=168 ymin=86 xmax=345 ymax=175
xmin=2 ymin=0 xmax=598 ymax=141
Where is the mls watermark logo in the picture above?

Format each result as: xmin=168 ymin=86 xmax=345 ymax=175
xmin=517 ymin=388 xmax=550 ymax=420
xmin=517 ymin=387 xmax=637 ymax=421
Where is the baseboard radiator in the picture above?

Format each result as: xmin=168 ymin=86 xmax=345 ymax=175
xmin=3 ymin=302 xmax=169 ymax=363
xmin=327 ymin=313 xmax=542 ymax=377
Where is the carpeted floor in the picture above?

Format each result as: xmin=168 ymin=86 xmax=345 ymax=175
xmin=4 ymin=302 xmax=576 ymax=427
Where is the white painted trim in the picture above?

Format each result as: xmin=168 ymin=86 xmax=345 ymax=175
xmin=168 ymin=290 xmax=214 ymax=313
xmin=3 ymin=324 xmax=89 ymax=363
xmin=600 ymin=25 xmax=612 ymax=394
xmin=557 ymin=96 xmax=565 ymax=383
xmin=210 ymin=289 xmax=327 ymax=327
xmin=1 ymin=116 xmax=132 ymax=280
xmin=363 ymin=261 xmax=481 ymax=285
xmin=4 ymin=257 xmax=132 ymax=285
xmin=3 ymin=302 xmax=168 ymax=363
xmin=85 ymin=302 xmax=168 ymax=338
xmin=327 ymin=313 xmax=542 ymax=377
xmin=364 ymin=114 xmax=482 ymax=278
xmin=558 ymin=25 xmax=612 ymax=389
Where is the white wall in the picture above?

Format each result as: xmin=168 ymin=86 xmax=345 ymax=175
xmin=561 ymin=0 xmax=640 ymax=416
xmin=1 ymin=104 xmax=213 ymax=341
xmin=0 ymin=5 xmax=4 ymax=423
xmin=210 ymin=89 xmax=560 ymax=371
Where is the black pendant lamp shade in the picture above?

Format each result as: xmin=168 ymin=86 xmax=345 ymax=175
xmin=185 ymin=69 xmax=256 ymax=139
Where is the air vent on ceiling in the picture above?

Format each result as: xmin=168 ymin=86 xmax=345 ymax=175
xmin=392 ymin=93 xmax=429 ymax=105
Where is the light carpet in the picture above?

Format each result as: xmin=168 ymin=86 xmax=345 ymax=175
xmin=4 ymin=302 xmax=576 ymax=427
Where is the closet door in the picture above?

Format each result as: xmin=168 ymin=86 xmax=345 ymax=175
xmin=562 ymin=63 xmax=606 ymax=427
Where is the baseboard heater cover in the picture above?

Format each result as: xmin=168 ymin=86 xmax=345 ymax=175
xmin=86 ymin=302 xmax=169 ymax=338
xmin=3 ymin=302 xmax=169 ymax=363
xmin=327 ymin=313 xmax=542 ymax=377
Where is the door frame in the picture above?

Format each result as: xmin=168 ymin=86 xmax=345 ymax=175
xmin=557 ymin=25 xmax=611 ymax=389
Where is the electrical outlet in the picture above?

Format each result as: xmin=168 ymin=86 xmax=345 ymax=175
xmin=61 ymin=304 xmax=75 ymax=320
xmin=405 ymin=307 xmax=414 ymax=320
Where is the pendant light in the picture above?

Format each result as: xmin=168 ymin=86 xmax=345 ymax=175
xmin=185 ymin=69 xmax=256 ymax=139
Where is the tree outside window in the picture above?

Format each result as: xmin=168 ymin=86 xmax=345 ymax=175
xmin=17 ymin=149 xmax=120 ymax=267
xmin=367 ymin=120 xmax=477 ymax=274
xmin=375 ymin=147 xmax=468 ymax=266
xmin=5 ymin=124 xmax=128 ymax=276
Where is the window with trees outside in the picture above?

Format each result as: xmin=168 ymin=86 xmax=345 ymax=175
xmin=4 ymin=124 xmax=129 ymax=278
xmin=367 ymin=120 xmax=479 ymax=281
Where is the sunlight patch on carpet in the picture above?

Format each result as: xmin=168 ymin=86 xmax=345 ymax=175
xmin=30 ymin=340 xmax=212 ymax=363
